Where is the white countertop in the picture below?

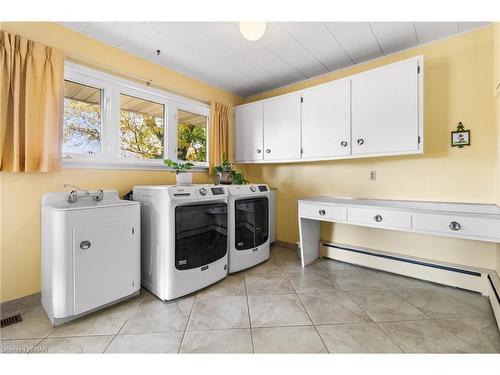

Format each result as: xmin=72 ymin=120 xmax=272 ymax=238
xmin=299 ymin=196 xmax=500 ymax=218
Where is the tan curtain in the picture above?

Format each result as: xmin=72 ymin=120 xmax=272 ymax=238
xmin=208 ymin=101 xmax=233 ymax=169
xmin=0 ymin=31 xmax=64 ymax=172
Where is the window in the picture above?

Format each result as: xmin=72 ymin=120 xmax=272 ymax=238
xmin=120 ymin=94 xmax=165 ymax=159
xmin=62 ymin=63 xmax=210 ymax=169
xmin=63 ymin=81 xmax=102 ymax=156
xmin=177 ymin=110 xmax=208 ymax=163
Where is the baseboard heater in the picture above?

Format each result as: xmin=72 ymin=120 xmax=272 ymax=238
xmin=321 ymin=242 xmax=488 ymax=293
xmin=323 ymin=243 xmax=482 ymax=277
xmin=321 ymin=241 xmax=500 ymax=331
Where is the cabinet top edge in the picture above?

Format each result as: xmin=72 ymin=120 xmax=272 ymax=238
xmin=237 ymin=55 xmax=424 ymax=108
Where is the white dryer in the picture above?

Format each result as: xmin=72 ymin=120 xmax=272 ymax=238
xmin=133 ymin=185 xmax=228 ymax=300
xmin=226 ymin=184 xmax=270 ymax=273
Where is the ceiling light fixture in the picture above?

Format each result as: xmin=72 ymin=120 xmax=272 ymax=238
xmin=239 ymin=22 xmax=266 ymax=41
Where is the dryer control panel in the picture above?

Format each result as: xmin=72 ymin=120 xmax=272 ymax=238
xmin=225 ymin=184 xmax=270 ymax=196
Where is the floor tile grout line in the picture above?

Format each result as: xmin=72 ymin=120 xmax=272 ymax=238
xmin=372 ymin=321 xmax=407 ymax=353
xmin=281 ymin=269 xmax=329 ymax=353
xmin=438 ymin=288 xmax=492 ymax=316
xmin=362 ymin=286 xmax=480 ymax=353
xmin=177 ymin=294 xmax=197 ymax=354
xmin=28 ymin=328 xmax=55 ymax=354
xmin=243 ymin=273 xmax=255 ymax=353
xmin=27 ymin=336 xmax=49 ymax=354
xmin=390 ymin=288 xmax=450 ymax=321
xmin=429 ymin=317 xmax=482 ymax=352
xmin=102 ymin=318 xmax=129 ymax=353
xmin=340 ymin=290 xmax=406 ymax=353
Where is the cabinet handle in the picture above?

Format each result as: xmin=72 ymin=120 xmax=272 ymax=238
xmin=340 ymin=141 xmax=348 ymax=147
xmin=319 ymin=209 xmax=326 ymax=216
xmin=449 ymin=221 xmax=461 ymax=231
xmin=266 ymin=149 xmax=271 ymax=153
xmin=373 ymin=215 xmax=383 ymax=222
xmin=80 ymin=240 xmax=91 ymax=250
xmin=357 ymin=139 xmax=365 ymax=145
xmin=256 ymin=149 xmax=262 ymax=154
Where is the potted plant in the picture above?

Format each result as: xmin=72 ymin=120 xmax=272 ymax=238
xmin=211 ymin=157 xmax=248 ymax=185
xmin=164 ymin=159 xmax=194 ymax=186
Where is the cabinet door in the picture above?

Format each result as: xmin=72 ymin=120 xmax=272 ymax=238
xmin=351 ymin=58 xmax=420 ymax=155
xmin=301 ymin=80 xmax=351 ymax=159
xmin=74 ymin=222 xmax=137 ymax=315
xmin=234 ymin=102 xmax=264 ymax=162
xmin=263 ymin=92 xmax=301 ymax=161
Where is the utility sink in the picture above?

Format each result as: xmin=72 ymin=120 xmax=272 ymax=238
xmin=41 ymin=190 xmax=140 ymax=326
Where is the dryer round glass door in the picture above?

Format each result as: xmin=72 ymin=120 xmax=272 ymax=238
xmin=235 ymin=197 xmax=269 ymax=250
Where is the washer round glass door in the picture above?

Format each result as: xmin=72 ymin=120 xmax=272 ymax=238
xmin=175 ymin=203 xmax=228 ymax=270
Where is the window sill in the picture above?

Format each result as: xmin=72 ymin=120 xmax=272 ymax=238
xmin=62 ymin=158 xmax=209 ymax=172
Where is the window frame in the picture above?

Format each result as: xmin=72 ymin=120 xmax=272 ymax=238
xmin=62 ymin=62 xmax=210 ymax=170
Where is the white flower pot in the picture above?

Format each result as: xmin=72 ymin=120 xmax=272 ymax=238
xmin=176 ymin=172 xmax=193 ymax=186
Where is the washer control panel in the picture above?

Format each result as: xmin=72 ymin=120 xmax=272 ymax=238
xmin=211 ymin=187 xmax=226 ymax=196
xmin=167 ymin=185 xmax=228 ymax=199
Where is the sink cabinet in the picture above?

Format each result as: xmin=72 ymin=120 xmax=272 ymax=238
xmin=41 ymin=190 xmax=140 ymax=326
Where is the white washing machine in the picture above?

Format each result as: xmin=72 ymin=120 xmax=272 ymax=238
xmin=133 ymin=185 xmax=228 ymax=300
xmin=226 ymin=184 xmax=270 ymax=273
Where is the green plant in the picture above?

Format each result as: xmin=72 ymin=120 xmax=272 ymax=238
xmin=232 ymin=170 xmax=249 ymax=185
xmin=211 ymin=156 xmax=248 ymax=185
xmin=164 ymin=159 xmax=194 ymax=174
xmin=211 ymin=158 xmax=232 ymax=175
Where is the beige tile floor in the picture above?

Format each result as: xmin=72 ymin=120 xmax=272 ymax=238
xmin=1 ymin=246 xmax=499 ymax=354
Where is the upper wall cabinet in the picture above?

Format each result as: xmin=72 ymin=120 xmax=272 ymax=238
xmin=351 ymin=58 xmax=422 ymax=156
xmin=234 ymin=101 xmax=264 ymax=162
xmin=263 ymin=92 xmax=302 ymax=161
xmin=233 ymin=56 xmax=423 ymax=164
xmin=301 ymin=80 xmax=351 ymax=159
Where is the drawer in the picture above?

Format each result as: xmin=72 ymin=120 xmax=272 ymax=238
xmin=300 ymin=203 xmax=347 ymax=222
xmin=415 ymin=213 xmax=500 ymax=241
xmin=348 ymin=207 xmax=413 ymax=230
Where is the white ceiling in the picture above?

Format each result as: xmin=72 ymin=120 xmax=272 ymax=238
xmin=59 ymin=22 xmax=490 ymax=97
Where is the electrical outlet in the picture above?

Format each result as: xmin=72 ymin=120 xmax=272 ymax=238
xmin=369 ymin=170 xmax=376 ymax=181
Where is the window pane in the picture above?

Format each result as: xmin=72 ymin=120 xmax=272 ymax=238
xmin=120 ymin=94 xmax=165 ymax=159
xmin=63 ymin=80 xmax=102 ymax=155
xmin=177 ymin=110 xmax=207 ymax=162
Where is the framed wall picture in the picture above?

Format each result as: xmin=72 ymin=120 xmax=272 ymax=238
xmin=451 ymin=122 xmax=470 ymax=148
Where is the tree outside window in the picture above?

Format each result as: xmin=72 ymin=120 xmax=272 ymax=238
xmin=120 ymin=94 xmax=164 ymax=159
xmin=62 ymin=81 xmax=102 ymax=155
xmin=177 ymin=110 xmax=207 ymax=162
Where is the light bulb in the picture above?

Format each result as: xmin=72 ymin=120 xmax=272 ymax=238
xmin=239 ymin=22 xmax=266 ymax=41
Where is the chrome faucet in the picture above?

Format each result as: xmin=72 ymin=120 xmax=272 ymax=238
xmin=64 ymin=184 xmax=104 ymax=203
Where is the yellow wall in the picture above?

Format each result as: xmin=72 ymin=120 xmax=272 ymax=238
xmin=495 ymin=23 xmax=500 ymax=274
xmin=245 ymin=26 xmax=499 ymax=270
xmin=0 ymin=22 xmax=243 ymax=302
xmin=1 ymin=22 xmax=499 ymax=302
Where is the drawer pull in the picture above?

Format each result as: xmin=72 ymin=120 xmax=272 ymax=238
xmin=256 ymin=149 xmax=262 ymax=154
xmin=449 ymin=221 xmax=462 ymax=231
xmin=319 ymin=209 xmax=326 ymax=216
xmin=373 ymin=215 xmax=383 ymax=222
xmin=340 ymin=141 xmax=348 ymax=147
xmin=80 ymin=240 xmax=91 ymax=250
xmin=357 ymin=138 xmax=365 ymax=145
